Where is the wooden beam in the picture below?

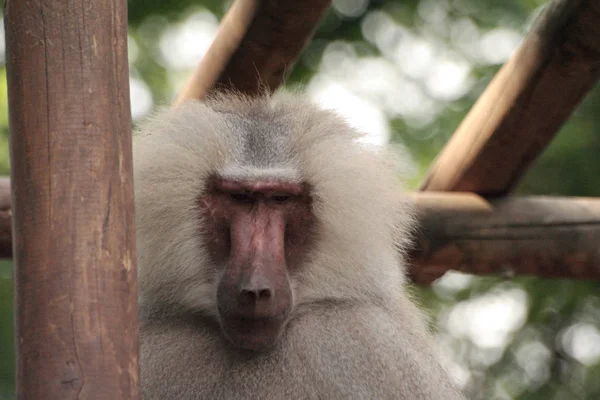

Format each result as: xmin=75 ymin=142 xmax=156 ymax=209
xmin=0 ymin=176 xmax=596 ymax=284
xmin=409 ymin=192 xmax=600 ymax=284
xmin=174 ymin=0 xmax=331 ymax=105
xmin=5 ymin=0 xmax=140 ymax=398
xmin=420 ymin=0 xmax=600 ymax=195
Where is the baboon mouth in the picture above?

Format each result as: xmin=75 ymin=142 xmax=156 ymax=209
xmin=219 ymin=315 xmax=286 ymax=352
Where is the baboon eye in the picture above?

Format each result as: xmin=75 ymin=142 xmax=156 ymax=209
xmin=272 ymin=195 xmax=291 ymax=203
xmin=230 ymin=192 xmax=253 ymax=203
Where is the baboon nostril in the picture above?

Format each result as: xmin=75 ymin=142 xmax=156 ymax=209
xmin=239 ymin=290 xmax=256 ymax=304
xmin=239 ymin=287 xmax=273 ymax=304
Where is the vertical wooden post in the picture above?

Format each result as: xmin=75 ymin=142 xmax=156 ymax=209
xmin=5 ymin=0 xmax=140 ymax=398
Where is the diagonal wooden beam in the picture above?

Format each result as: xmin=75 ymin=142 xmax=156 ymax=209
xmin=420 ymin=0 xmax=600 ymax=196
xmin=174 ymin=0 xmax=331 ymax=105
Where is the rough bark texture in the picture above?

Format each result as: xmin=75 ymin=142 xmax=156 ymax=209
xmin=174 ymin=0 xmax=332 ymax=104
xmin=420 ymin=0 xmax=600 ymax=195
xmin=5 ymin=0 xmax=140 ymax=398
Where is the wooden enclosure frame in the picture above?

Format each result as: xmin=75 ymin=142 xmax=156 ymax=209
xmin=5 ymin=0 xmax=139 ymax=398
xmin=3 ymin=0 xmax=599 ymax=280
xmin=2 ymin=0 xmax=600 ymax=397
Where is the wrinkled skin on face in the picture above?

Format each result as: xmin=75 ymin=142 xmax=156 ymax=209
xmin=199 ymin=176 xmax=315 ymax=351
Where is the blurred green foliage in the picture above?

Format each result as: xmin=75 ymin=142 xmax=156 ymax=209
xmin=0 ymin=0 xmax=599 ymax=399
xmin=0 ymin=261 xmax=13 ymax=400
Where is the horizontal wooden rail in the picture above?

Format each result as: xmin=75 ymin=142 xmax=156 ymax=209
xmin=409 ymin=192 xmax=600 ymax=284
xmin=420 ymin=0 xmax=600 ymax=195
xmin=0 ymin=177 xmax=597 ymax=283
xmin=174 ymin=0 xmax=331 ymax=105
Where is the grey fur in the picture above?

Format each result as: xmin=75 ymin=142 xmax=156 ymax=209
xmin=134 ymin=92 xmax=465 ymax=399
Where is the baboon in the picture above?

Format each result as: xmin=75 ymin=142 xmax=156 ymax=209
xmin=135 ymin=92 xmax=465 ymax=399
